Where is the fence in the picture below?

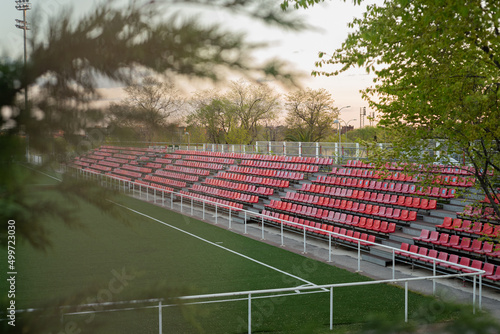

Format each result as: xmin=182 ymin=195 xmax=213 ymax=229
xmin=105 ymin=141 xmax=393 ymax=164
xmin=67 ymin=168 xmax=485 ymax=333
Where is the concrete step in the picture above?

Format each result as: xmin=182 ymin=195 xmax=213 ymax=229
xmin=363 ymin=252 xmax=392 ymax=267
xmin=409 ymin=220 xmax=438 ymax=231
xmin=370 ymin=245 xmax=393 ymax=259
xmin=403 ymin=225 xmax=427 ymax=236
xmin=253 ymin=203 xmax=265 ymax=212
xmin=389 ymin=232 xmax=415 ymax=245
xmin=427 ymin=209 xmax=456 ymax=219
xmin=422 ymin=215 xmax=448 ymax=225
xmin=450 ymin=199 xmax=471 ymax=206
xmin=442 ymin=203 xmax=466 ymax=212
xmin=381 ymin=238 xmax=402 ymax=250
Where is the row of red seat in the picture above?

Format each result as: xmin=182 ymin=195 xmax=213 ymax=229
xmin=336 ymin=168 xmax=474 ymax=187
xmin=163 ymin=164 xmax=210 ymax=176
xmin=281 ymin=194 xmax=418 ymax=222
xmin=345 ymin=160 xmax=478 ymax=176
xmin=179 ymin=190 xmax=243 ymax=210
xmin=312 ymin=176 xmax=456 ymax=198
xmin=175 ymin=160 xmax=225 ymax=170
xmin=105 ymin=172 xmax=132 ymax=182
xmin=436 ymin=217 xmax=500 ymax=237
xmin=94 ymin=151 xmax=112 ymax=157
xmin=99 ymin=160 xmax=120 ymax=168
xmin=155 ymin=170 xmax=199 ymax=182
xmin=105 ymin=156 xmax=129 ymax=164
xmin=145 ymin=162 xmax=162 ymax=169
xmin=74 ymin=161 xmax=90 ymax=167
xmin=114 ymin=153 xmax=137 ymax=160
xmin=79 ymin=157 xmax=97 ymax=164
xmin=88 ymin=154 xmax=105 ymax=160
xmin=482 ymin=194 xmax=500 ymax=204
xmin=459 ymin=205 xmax=499 ymax=221
xmin=396 ymin=243 xmax=500 ymax=281
xmin=164 ymin=154 xmax=182 ymax=159
xmin=215 ymin=171 xmax=290 ymax=188
xmin=91 ymin=164 xmax=112 ymax=172
xmin=113 ymin=168 xmax=142 ymax=179
xmin=183 ymin=155 xmax=235 ymax=165
xmin=84 ymin=167 xmax=104 ymax=174
xmin=284 ymin=192 xmax=417 ymax=221
xmin=99 ymin=148 xmax=120 ymax=154
xmin=175 ymin=150 xmax=236 ymax=157
xmin=266 ymin=199 xmax=416 ymax=224
xmin=102 ymin=145 xmax=156 ymax=153
xmin=261 ymin=209 xmax=377 ymax=245
xmin=191 ymin=184 xmax=259 ymax=204
xmin=203 ymin=178 xmax=274 ymax=196
xmin=134 ymin=180 xmax=150 ymax=186
xmin=174 ymin=150 xmax=333 ymax=165
xmin=414 ymin=229 xmax=500 ymax=258
xmin=144 ymin=174 xmax=186 ymax=188
xmin=300 ymin=184 xmax=437 ymax=210
xmin=335 ymin=168 xmax=415 ymax=181
xmin=148 ymin=183 xmax=174 ymax=192
xmin=228 ymin=166 xmax=304 ymax=181
xmin=121 ymin=164 xmax=152 ymax=174
xmin=155 ymin=158 xmax=173 ymax=164
xmin=241 ymin=154 xmax=333 ymax=166
xmin=240 ymin=160 xmax=319 ymax=173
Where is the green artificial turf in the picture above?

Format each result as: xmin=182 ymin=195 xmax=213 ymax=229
xmin=0 ymin=170 xmax=461 ymax=333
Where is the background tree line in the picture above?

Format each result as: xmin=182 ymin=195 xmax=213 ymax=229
xmin=108 ymin=77 xmax=357 ymax=145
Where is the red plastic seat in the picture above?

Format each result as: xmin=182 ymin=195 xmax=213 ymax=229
xmin=423 ymin=249 xmax=439 ymax=263
xmin=482 ymin=263 xmax=496 ymax=277
xmin=485 ymin=266 xmax=500 ymax=281
xmin=440 ymin=254 xmax=459 ymax=268
xmin=453 ymin=237 xmax=471 ymax=250
xmin=461 ymin=259 xmax=482 ymax=273
xmin=478 ymin=242 xmax=495 ymax=256
xmin=411 ymin=246 xmax=428 ymax=260
xmin=435 ymin=251 xmax=448 ymax=266
xmin=444 ymin=235 xmax=460 ymax=248
xmin=450 ymin=257 xmax=471 ymax=271
xmin=413 ymin=229 xmax=430 ymax=242
xmin=432 ymin=233 xmax=450 ymax=246
xmin=436 ymin=217 xmax=453 ymax=230
xmin=395 ymin=242 xmax=409 ymax=256
xmin=462 ymin=239 xmax=482 ymax=254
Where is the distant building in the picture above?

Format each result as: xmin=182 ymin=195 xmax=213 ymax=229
xmin=341 ymin=125 xmax=354 ymax=135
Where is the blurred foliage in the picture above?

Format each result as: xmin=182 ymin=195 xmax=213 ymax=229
xmin=307 ymin=0 xmax=500 ymax=217
xmin=0 ymin=0 xmax=305 ymax=250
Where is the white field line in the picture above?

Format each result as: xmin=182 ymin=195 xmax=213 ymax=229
xmin=61 ymin=290 xmax=327 ymax=317
xmin=109 ymin=200 xmax=327 ymax=291
xmin=23 ymin=164 xmax=63 ymax=182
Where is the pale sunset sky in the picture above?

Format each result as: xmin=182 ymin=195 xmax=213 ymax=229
xmin=1 ymin=0 xmax=382 ymax=126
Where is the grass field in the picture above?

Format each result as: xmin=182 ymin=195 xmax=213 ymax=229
xmin=1 ymin=170 xmax=463 ymax=333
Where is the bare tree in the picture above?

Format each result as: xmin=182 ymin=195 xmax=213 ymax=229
xmin=284 ymin=88 xmax=338 ymax=142
xmin=110 ymin=77 xmax=184 ymax=142
xmin=188 ymin=81 xmax=280 ymax=144
xmin=225 ymin=80 xmax=280 ymax=144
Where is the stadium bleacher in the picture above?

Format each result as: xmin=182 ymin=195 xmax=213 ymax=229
xmin=70 ymin=149 xmax=500 ymax=290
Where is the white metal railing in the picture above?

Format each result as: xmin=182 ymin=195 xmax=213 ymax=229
xmin=73 ymin=168 xmax=485 ymax=333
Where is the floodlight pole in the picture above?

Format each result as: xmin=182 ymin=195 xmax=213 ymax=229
xmin=16 ymin=0 xmax=32 ymax=162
